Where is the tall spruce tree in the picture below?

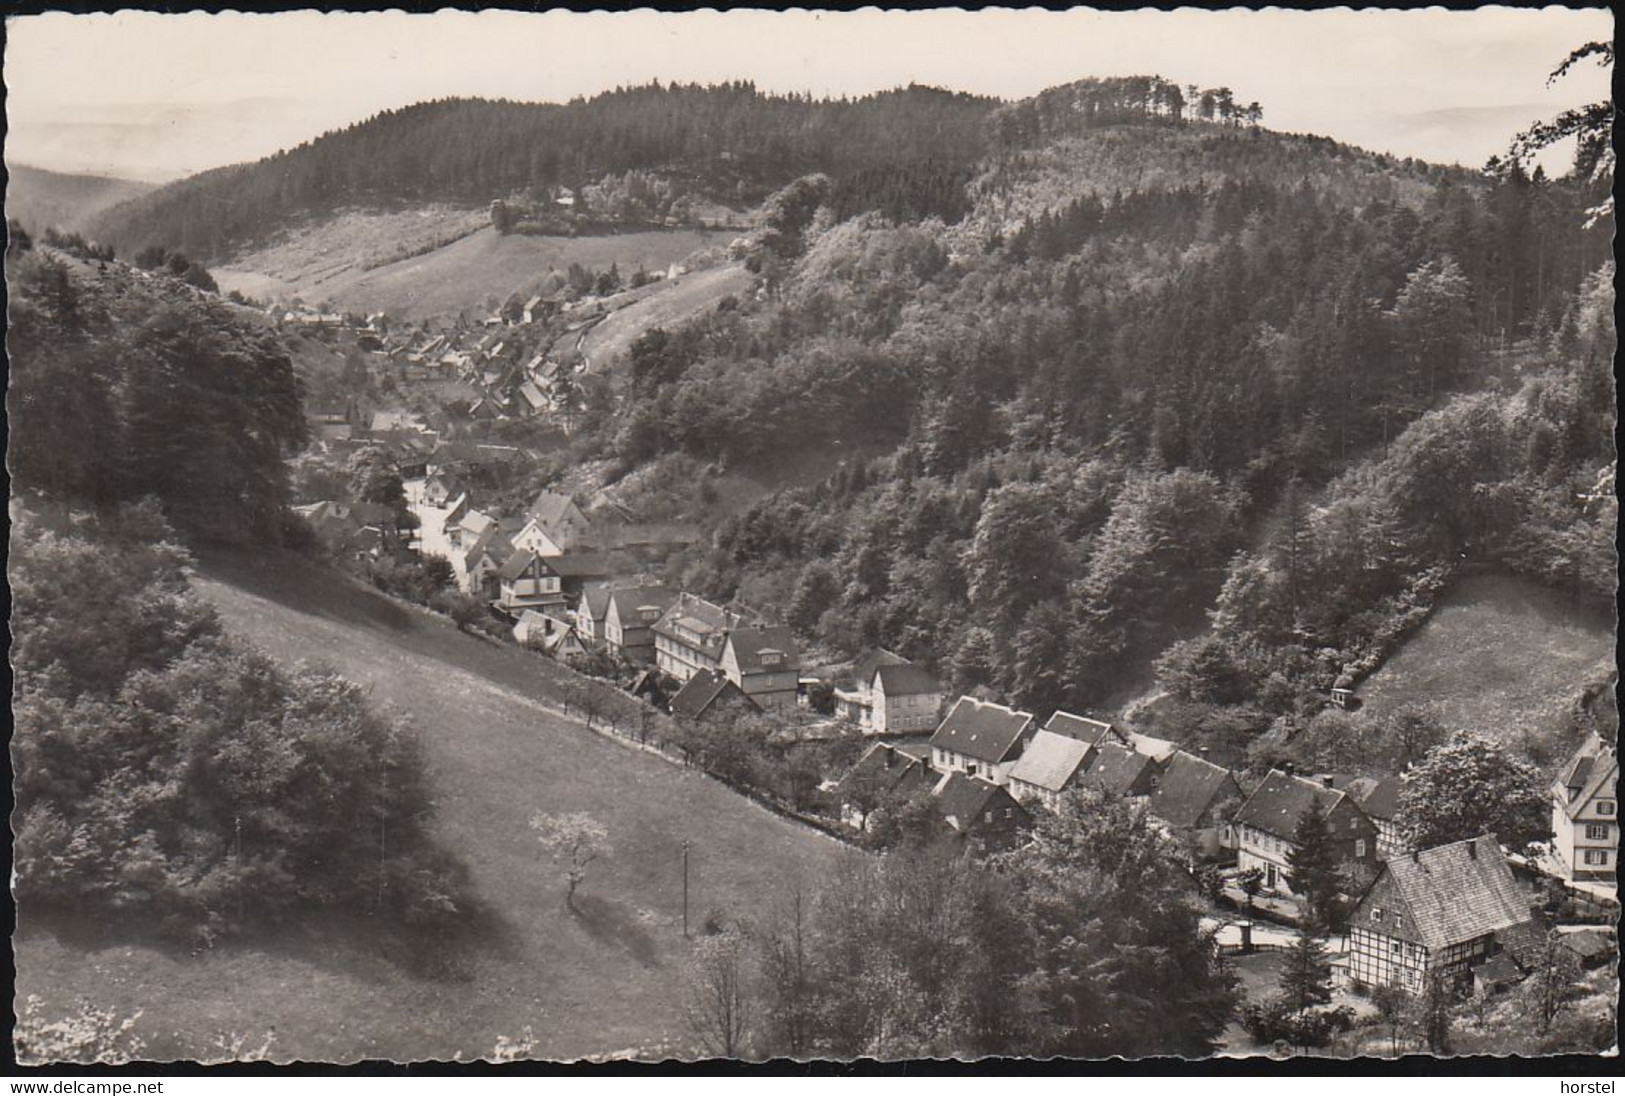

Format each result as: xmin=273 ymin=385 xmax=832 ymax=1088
xmin=1286 ymin=799 xmax=1342 ymax=932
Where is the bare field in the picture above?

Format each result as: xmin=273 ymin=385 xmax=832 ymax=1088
xmin=1356 ymin=572 xmax=1615 ymax=748
xmin=216 ymin=214 xmax=730 ymax=325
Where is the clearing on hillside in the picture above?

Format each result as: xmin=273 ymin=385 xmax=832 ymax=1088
xmin=1355 ymin=572 xmax=1615 ymax=757
xmin=14 ymin=551 xmax=843 ymax=1063
xmin=215 ymin=216 xmax=730 ymax=324
xmin=580 ymin=262 xmax=755 ymax=373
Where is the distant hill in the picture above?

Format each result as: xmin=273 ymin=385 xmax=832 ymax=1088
xmin=86 ymin=82 xmax=998 ymax=262
xmin=6 ymin=163 xmax=156 ymax=237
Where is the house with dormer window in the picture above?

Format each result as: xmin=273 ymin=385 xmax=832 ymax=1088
xmin=720 ymin=624 xmax=801 ymax=711
xmin=602 ymin=585 xmax=678 ymax=664
xmin=1551 ymin=733 xmax=1618 ymax=883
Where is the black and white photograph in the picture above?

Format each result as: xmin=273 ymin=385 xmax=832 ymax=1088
xmin=4 ymin=5 xmax=1618 ymax=1068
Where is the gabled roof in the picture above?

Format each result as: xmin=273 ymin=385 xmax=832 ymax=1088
xmin=1372 ymin=836 xmax=1535 ymax=951
xmin=836 ymin=741 xmax=936 ymax=802
xmin=498 ymin=548 xmax=555 ymax=582
xmin=934 ymin=771 xmax=1019 ymax=831
xmin=1077 ymin=741 xmax=1157 ymax=797
xmin=1553 ymin=733 xmax=1618 ymax=820
xmin=459 ymin=509 xmax=497 ymax=538
xmin=1336 ymin=774 xmax=1405 ymax=823
xmin=579 ymin=583 xmax=612 ymax=624
xmin=528 ymin=489 xmax=583 ymax=528
xmin=670 ymin=669 xmax=757 ymax=721
xmin=607 ymin=585 xmax=678 ymax=625
xmin=1148 ymin=750 xmax=1241 ymax=829
xmin=1043 ymin=711 xmax=1122 ymax=747
xmin=929 ymin=697 xmax=1035 ymax=766
xmin=653 ymin=592 xmax=734 ymax=648
xmin=1234 ymin=769 xmax=1364 ymax=842
xmin=1125 ymin=731 xmax=1179 ymax=763
xmin=519 ymin=381 xmax=548 ymax=410
xmin=726 ymin=624 xmax=801 ymax=675
xmin=874 ymin=662 xmax=942 ymax=697
xmin=850 ymin=647 xmax=910 ymax=685
xmin=1008 ymin=730 xmax=1094 ymax=794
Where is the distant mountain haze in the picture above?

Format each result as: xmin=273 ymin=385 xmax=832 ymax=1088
xmin=5 ymin=163 xmax=157 ymax=234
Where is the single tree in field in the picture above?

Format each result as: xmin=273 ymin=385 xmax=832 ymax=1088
xmin=682 ymin=924 xmax=753 ymax=1058
xmin=530 ymin=811 xmax=611 ymax=912
xmin=1277 ymin=924 xmax=1333 ymax=1016
xmin=1286 ymin=799 xmax=1342 ymax=933
xmin=1396 ymin=732 xmax=1550 ymax=853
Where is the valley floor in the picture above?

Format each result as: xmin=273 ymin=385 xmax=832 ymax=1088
xmin=14 ymin=550 xmax=843 ymax=1063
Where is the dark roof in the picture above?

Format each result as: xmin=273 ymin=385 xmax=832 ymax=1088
xmin=544 ymin=552 xmax=613 ymax=578
xmin=498 ymin=548 xmax=554 ymax=582
xmin=669 ymin=670 xmax=755 ymax=721
xmin=727 ymin=624 xmax=801 ymax=675
xmin=850 ymin=647 xmax=910 ymax=685
xmin=837 ymin=742 xmax=935 ymax=801
xmin=874 ymin=662 xmax=942 ymax=696
xmin=1043 ymin=711 xmax=1121 ymax=746
xmin=933 ymin=772 xmax=1014 ymax=830
xmin=579 ymin=582 xmax=612 ymax=623
xmin=1374 ymin=836 xmax=1535 ymax=951
xmin=929 ymin=697 xmax=1034 ymax=765
xmin=1234 ymin=769 xmax=1361 ymax=841
xmin=1473 ymin=950 xmax=1526 ymax=990
xmin=1554 ymin=733 xmax=1617 ymax=821
xmin=1148 ymin=750 xmax=1241 ymax=829
xmin=1337 ymin=774 xmax=1404 ymax=822
xmin=1077 ymin=741 xmax=1157 ymax=797
xmin=607 ymin=584 xmax=678 ymax=623
xmin=1008 ymin=730 xmax=1094 ymax=793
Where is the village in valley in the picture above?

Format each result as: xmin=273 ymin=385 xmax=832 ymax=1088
xmin=277 ymin=282 xmax=1619 ymax=1055
xmin=6 ymin=8 xmax=1618 ymax=1068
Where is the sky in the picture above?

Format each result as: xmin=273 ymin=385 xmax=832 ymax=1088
xmin=4 ymin=7 xmax=1614 ymax=182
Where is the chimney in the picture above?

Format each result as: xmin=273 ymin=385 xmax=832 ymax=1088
xmin=1321 ymin=774 xmax=1335 ymax=788
xmin=1467 ymin=840 xmax=1478 ymax=860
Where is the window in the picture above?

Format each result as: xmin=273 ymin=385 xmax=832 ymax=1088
xmin=1599 ymin=801 xmax=1617 ymax=816
xmin=1586 ymin=823 xmax=1610 ymax=841
xmin=1393 ymin=914 xmax=1402 ymax=931
xmin=1583 ymin=849 xmax=1609 ymax=866
xmin=1355 ymin=839 xmax=1367 ymax=859
xmin=1372 ymin=907 xmax=1384 ymax=923
xmin=1391 ymin=940 xmax=1403 ymax=955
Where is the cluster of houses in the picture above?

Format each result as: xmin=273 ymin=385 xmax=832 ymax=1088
xmin=830 ymin=687 xmax=1618 ymax=999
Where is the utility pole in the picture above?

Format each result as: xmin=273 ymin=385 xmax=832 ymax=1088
xmin=682 ymin=839 xmax=691 ymax=938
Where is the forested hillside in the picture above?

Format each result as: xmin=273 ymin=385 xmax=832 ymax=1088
xmin=6 ymin=164 xmax=155 ymax=236
xmin=7 ymin=248 xmax=307 ymax=543
xmin=593 ymin=115 xmax=1614 ymax=742
xmin=88 ymin=82 xmax=998 ymax=261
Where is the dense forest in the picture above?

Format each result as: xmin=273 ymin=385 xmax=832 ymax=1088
xmin=7 ymin=250 xmax=474 ymax=961
xmin=593 ymin=116 xmax=1614 ymax=756
xmin=88 ymin=75 xmax=1353 ymax=264
xmin=88 ymin=82 xmax=999 ymax=260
